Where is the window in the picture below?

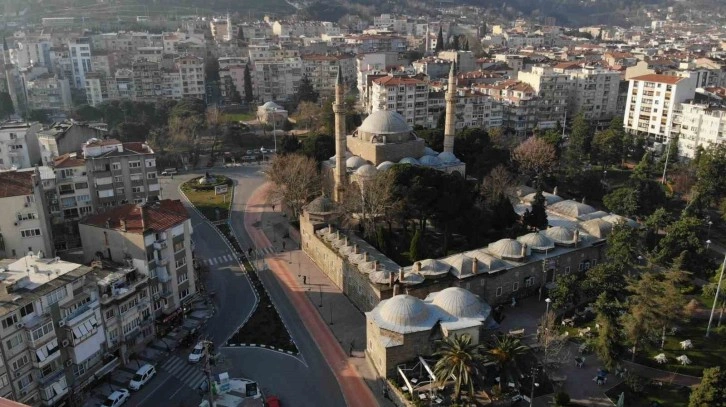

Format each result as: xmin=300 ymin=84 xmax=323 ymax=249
xmin=564 ymin=266 xmax=571 ymax=274
xmin=5 ymin=333 xmax=23 ymax=350
xmin=495 ymin=287 xmax=503 ymax=297
xmin=173 ymin=241 xmax=184 ymax=253
xmin=512 ymin=282 xmax=520 ymax=291
xmin=77 ymin=194 xmax=90 ymax=203
xmin=122 ymin=317 xmax=141 ymax=334
xmin=19 ymin=303 xmax=33 ymax=317
xmin=132 ymin=186 xmax=144 ymax=193
xmin=1 ymin=314 xmax=18 ymax=329
xmin=129 ymin=161 xmax=141 ymax=168
xmin=21 ymin=229 xmax=41 ymax=238
xmin=130 ymin=174 xmax=142 ymax=181
xmin=105 ymin=309 xmax=115 ymax=320
xmin=11 ymin=354 xmax=29 ymax=371
xmin=46 ymin=287 xmax=67 ymax=306
xmin=524 ymin=276 xmax=535 ymax=287
xmin=175 ymin=258 xmax=186 ymax=269
xmin=119 ymin=298 xmax=139 ymax=315
xmin=113 ymin=176 xmax=123 ymax=183
xmin=0 ymin=374 xmax=8 ymax=388
xmin=147 ymin=172 xmax=157 ymax=180
xmin=177 ymin=273 xmax=188 ymax=284
xmin=179 ymin=288 xmax=190 ymax=300
xmin=30 ymin=322 xmax=53 ymax=341
xmin=116 ymin=187 xmax=125 ymax=195
xmin=75 ymin=182 xmax=88 ymax=189
xmin=17 ymin=373 xmax=32 ymax=390
xmin=145 ymin=159 xmax=156 ymax=167
xmin=111 ymin=163 xmax=121 ymax=171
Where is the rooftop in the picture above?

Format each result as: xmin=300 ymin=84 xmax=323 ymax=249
xmin=632 ymin=73 xmax=687 ymax=84
xmin=0 ymin=171 xmax=33 ymax=198
xmin=1 ymin=255 xmax=82 ymax=291
xmin=82 ymin=200 xmax=189 ymax=234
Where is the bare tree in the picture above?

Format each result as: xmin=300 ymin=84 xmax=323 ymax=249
xmin=293 ymin=101 xmax=324 ymax=131
xmin=340 ymin=170 xmax=400 ymax=239
xmin=266 ymin=154 xmax=321 ymax=218
xmin=206 ymin=107 xmax=223 ymax=156
xmin=481 ymin=165 xmax=517 ymax=201
xmin=537 ymin=311 xmax=571 ymax=370
xmin=169 ymin=116 xmax=204 ymax=163
xmin=512 ymin=136 xmax=557 ymax=178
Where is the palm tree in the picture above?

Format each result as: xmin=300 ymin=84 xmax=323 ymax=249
xmin=433 ymin=334 xmax=485 ymax=401
xmin=487 ymin=334 xmax=528 ymax=390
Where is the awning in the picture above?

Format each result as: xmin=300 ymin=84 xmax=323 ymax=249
xmin=51 ymin=381 xmax=65 ymax=396
xmin=36 ymin=348 xmax=47 ymax=362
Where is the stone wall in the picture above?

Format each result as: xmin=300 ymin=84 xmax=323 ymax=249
xmin=366 ymin=316 xmax=435 ymax=377
xmin=347 ymin=136 xmax=425 ymax=165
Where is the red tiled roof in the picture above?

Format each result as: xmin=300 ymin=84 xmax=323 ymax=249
xmin=0 ymin=171 xmax=33 ymax=198
xmin=553 ymin=61 xmax=582 ymax=70
xmin=0 ymin=397 xmax=32 ymax=407
xmin=123 ymin=142 xmax=152 ymax=154
xmin=632 ymin=73 xmax=685 ymax=85
xmin=86 ymin=138 xmax=121 ymax=147
xmin=372 ymin=76 xmax=425 ymax=86
xmin=53 ymin=153 xmax=85 ymax=168
xmin=82 ymin=200 xmax=189 ymax=234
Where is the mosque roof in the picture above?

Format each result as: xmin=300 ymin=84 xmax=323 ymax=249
xmin=359 ymin=110 xmax=412 ymax=135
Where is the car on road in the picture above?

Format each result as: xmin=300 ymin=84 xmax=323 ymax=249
xmin=161 ymin=168 xmax=178 ymax=176
xmin=100 ymin=389 xmax=130 ymax=407
xmin=188 ymin=342 xmax=205 ymax=363
xmin=266 ymin=396 xmax=281 ymax=407
xmin=129 ymin=364 xmax=156 ymax=391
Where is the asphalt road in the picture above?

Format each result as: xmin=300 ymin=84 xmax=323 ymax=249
xmin=134 ymin=165 xmax=346 ymax=407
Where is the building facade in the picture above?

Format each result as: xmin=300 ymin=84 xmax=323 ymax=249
xmin=677 ymin=102 xmax=726 ymax=159
xmin=369 ymin=75 xmax=429 ymax=127
xmin=0 ymin=170 xmax=54 ymax=259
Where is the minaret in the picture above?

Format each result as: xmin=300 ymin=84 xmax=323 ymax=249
xmin=424 ymin=25 xmax=430 ymax=54
xmin=225 ymin=12 xmax=232 ymax=42
xmin=443 ymin=62 xmax=457 ymax=154
xmin=333 ymin=65 xmax=347 ymax=203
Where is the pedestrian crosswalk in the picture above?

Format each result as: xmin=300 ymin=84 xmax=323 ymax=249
xmin=160 ymin=355 xmax=206 ymax=389
xmin=252 ymin=246 xmax=276 ymax=258
xmin=198 ymin=247 xmax=276 ymax=267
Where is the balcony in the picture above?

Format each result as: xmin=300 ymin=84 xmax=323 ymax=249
xmin=64 ymin=299 xmax=98 ymax=327
xmin=153 ymin=241 xmax=167 ymax=251
xmin=99 ymin=268 xmax=148 ymax=305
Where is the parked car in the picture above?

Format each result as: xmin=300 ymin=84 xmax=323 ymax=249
xmin=266 ymin=396 xmax=281 ymax=407
xmin=129 ymin=364 xmax=156 ymax=391
xmin=161 ymin=168 xmax=178 ymax=176
xmin=100 ymin=389 xmax=130 ymax=407
xmin=188 ymin=342 xmax=205 ymax=363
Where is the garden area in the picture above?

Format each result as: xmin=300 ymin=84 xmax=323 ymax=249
xmin=222 ymin=112 xmax=256 ymax=123
xmin=605 ymin=379 xmax=691 ymax=407
xmin=180 ymin=174 xmax=233 ymax=221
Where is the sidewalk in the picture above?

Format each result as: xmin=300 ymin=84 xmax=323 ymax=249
xmin=244 ymin=183 xmax=391 ymax=407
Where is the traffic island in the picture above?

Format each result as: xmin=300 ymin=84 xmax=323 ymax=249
xmin=180 ymin=174 xmax=233 ymax=222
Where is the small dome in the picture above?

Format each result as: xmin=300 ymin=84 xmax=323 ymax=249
xmin=359 ymin=111 xmax=412 ymax=135
xmin=437 ymin=151 xmax=460 ymax=164
xmin=424 ymin=147 xmax=438 ymax=156
xmin=517 ymin=232 xmax=555 ymax=252
xmin=377 ymin=295 xmax=429 ymax=326
xmin=431 ymin=287 xmax=489 ymax=319
xmin=544 ymin=226 xmax=577 ymax=245
xmin=305 ymin=196 xmax=334 ymax=214
xmin=522 ymin=192 xmax=563 ymax=206
xmin=355 ymin=164 xmax=378 ymax=177
xmin=413 ymin=259 xmax=450 ymax=278
xmin=399 ymin=272 xmax=425 ymax=285
xmin=600 ymin=214 xmax=639 ymax=229
xmin=346 ymin=156 xmax=367 ymax=169
xmin=369 ymin=270 xmax=394 ymax=284
xmin=581 ymin=218 xmax=614 ymax=239
xmin=548 ymin=200 xmax=596 ymax=218
xmin=329 ymin=151 xmax=353 ymax=162
xmin=419 ymin=155 xmax=441 ymax=167
xmin=488 ymin=238 xmax=527 ymax=260
xmin=376 ymin=161 xmax=395 ymax=171
xmin=262 ymin=101 xmax=282 ymax=110
xmin=399 ymin=157 xmax=420 ymax=165
xmin=578 ymin=211 xmax=610 ymax=221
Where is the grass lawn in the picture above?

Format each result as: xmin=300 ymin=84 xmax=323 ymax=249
xmin=634 ymin=322 xmax=726 ymax=377
xmin=180 ymin=176 xmax=233 ymax=221
xmin=223 ymin=112 xmax=256 ymax=123
xmin=605 ymin=381 xmax=691 ymax=407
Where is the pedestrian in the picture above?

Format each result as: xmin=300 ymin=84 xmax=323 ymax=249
xmin=247 ymin=247 xmax=253 ymax=257
xmin=272 ymin=204 xmax=276 ymax=211
xmin=303 ymin=275 xmax=307 ymax=285
xmin=349 ymin=340 xmax=354 ymax=356
xmin=282 ymin=241 xmax=286 ymax=250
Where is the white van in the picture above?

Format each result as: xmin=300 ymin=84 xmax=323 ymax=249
xmin=129 ymin=364 xmax=156 ymax=391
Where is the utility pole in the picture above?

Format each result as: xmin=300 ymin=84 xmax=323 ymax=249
xmin=706 ymin=252 xmax=726 ymax=337
xmin=204 ymin=340 xmax=215 ymax=407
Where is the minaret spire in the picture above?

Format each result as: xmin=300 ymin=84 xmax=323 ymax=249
xmin=333 ymin=65 xmax=347 ymax=203
xmin=443 ymin=62 xmax=457 ymax=154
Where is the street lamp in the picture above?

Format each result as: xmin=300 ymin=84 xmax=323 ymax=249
xmin=708 ymin=221 xmax=713 ymax=239
xmin=270 ymin=107 xmax=278 ymax=154
xmin=707 ymin=240 xmax=712 ymax=251
xmin=707 ymin=251 xmax=726 ymax=337
xmin=529 ymin=366 xmax=540 ymax=407
xmin=539 ymin=248 xmax=549 ymax=301
xmin=545 ymin=297 xmax=551 ymax=316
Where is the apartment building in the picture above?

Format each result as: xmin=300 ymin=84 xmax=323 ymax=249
xmin=437 ymin=51 xmax=476 ymax=74
xmin=518 ymin=66 xmax=571 ymax=129
xmin=677 ymin=102 xmax=726 ymax=159
xmin=84 ymin=72 xmax=108 ymax=107
xmin=24 ymin=74 xmax=72 ymax=112
xmin=81 ymin=139 xmax=159 ymax=209
xmin=558 ymin=65 xmax=622 ymax=123
xmin=36 ymin=120 xmax=107 ymax=166
xmin=131 ymin=58 xmax=162 ymax=101
xmin=219 ymin=57 xmax=248 ymax=103
xmin=239 ymin=23 xmax=274 ymax=40
xmin=0 ymin=170 xmax=54 ymax=259
xmin=369 ymin=75 xmax=429 ymax=127
xmin=356 ymin=52 xmax=408 ymax=107
xmin=174 ymin=55 xmax=205 ymax=100
xmin=624 ymin=73 xmax=697 ymax=142
xmin=0 ymin=122 xmax=42 ymax=170
xmin=68 ymin=43 xmax=91 ymax=89
xmin=478 ymin=80 xmax=539 ymax=137
xmin=345 ymin=34 xmax=407 ymax=53
xmin=79 ymin=200 xmax=197 ymax=326
xmin=300 ymin=54 xmax=355 ymax=97
xmin=250 ymin=57 xmax=302 ymax=102
xmin=46 ymin=154 xmax=93 ymax=251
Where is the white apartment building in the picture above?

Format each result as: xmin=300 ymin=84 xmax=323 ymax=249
xmin=456 ymin=91 xmax=504 ymax=130
xmin=554 ymin=64 xmax=622 ymax=123
xmin=68 ymin=43 xmax=91 ymax=89
xmin=477 ymin=80 xmax=540 ymax=137
xmin=624 ymin=73 xmax=697 ymax=142
xmin=369 ymin=75 xmax=429 ymax=127
xmin=437 ymin=51 xmax=476 ymax=74
xmin=174 ymin=55 xmax=205 ymax=99
xmin=219 ymin=58 xmax=248 ymax=102
xmin=0 ymin=122 xmax=41 ymax=170
xmin=84 ymin=72 xmax=107 ymax=107
xmin=36 ymin=120 xmax=107 ymax=166
xmin=25 ymin=74 xmax=72 ymax=112
xmin=0 ymin=170 xmax=54 ymax=259
xmin=11 ymin=39 xmax=52 ymax=70
xmin=79 ymin=200 xmax=197 ymax=322
xmin=300 ymin=54 xmax=355 ymax=96
xmin=44 ymin=154 xmax=93 ymax=251
xmin=518 ymin=66 xmax=571 ymax=129
xmin=248 ymin=46 xmax=302 ymax=102
xmin=677 ymin=103 xmax=726 ymax=159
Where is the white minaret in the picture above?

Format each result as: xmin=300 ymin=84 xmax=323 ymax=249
xmin=424 ymin=25 xmax=430 ymax=54
xmin=443 ymin=62 xmax=457 ymax=154
xmin=225 ymin=12 xmax=232 ymax=42
xmin=333 ymin=66 xmax=347 ymax=203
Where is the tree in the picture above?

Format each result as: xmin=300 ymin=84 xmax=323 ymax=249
xmin=237 ymin=25 xmax=245 ymax=41
xmin=205 ymin=58 xmax=220 ymax=83
xmin=244 ymin=64 xmax=254 ymax=103
xmin=433 ymin=334 xmax=484 ymax=402
xmin=294 ymin=101 xmax=325 ymax=131
xmin=693 ymin=144 xmax=726 ymax=208
xmin=538 ymin=128 xmax=562 ymax=154
xmin=690 ymin=366 xmax=726 ymax=407
xmin=301 ymin=133 xmax=335 ymax=163
xmin=549 ymin=272 xmax=579 ymax=311
xmin=564 ymin=112 xmax=592 ymax=175
xmin=409 ymin=228 xmax=422 ymax=262
xmin=279 ymin=134 xmax=301 ymax=155
xmin=537 ymin=311 xmax=570 ymax=369
xmin=481 ymin=165 xmax=516 ymax=203
xmin=295 ymin=75 xmax=319 ymax=105
xmin=451 ymin=35 xmax=460 ymax=50
xmin=487 ymin=334 xmax=526 ymax=390
xmin=0 ymin=92 xmax=14 ymax=118
xmin=512 ymin=136 xmax=556 ymax=178
xmin=592 ymin=129 xmax=624 ymax=167
xmin=655 ymin=216 xmax=705 ymax=270
xmin=72 ymin=104 xmax=103 ymax=121
xmin=435 ymin=26 xmax=444 ymax=52
xmin=593 ymin=293 xmax=624 ymax=370
xmin=603 ymin=187 xmax=639 ymax=218
xmin=523 ymin=187 xmax=548 ymax=230
xmin=340 ymin=169 xmax=399 ymax=241
xmin=604 ymin=222 xmax=641 ymax=276
xmin=582 ymin=263 xmax=626 ymax=301
xmin=266 ymin=154 xmax=321 ymax=219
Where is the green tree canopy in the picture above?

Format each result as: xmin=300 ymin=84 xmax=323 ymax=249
xmin=244 ymin=64 xmax=254 ymax=103
xmin=0 ymin=92 xmax=14 ymax=118
xmin=592 ymin=128 xmax=624 ymax=167
xmin=433 ymin=334 xmax=484 ymax=401
xmin=655 ymin=216 xmax=705 ymax=271
xmin=301 ymin=133 xmax=335 ymax=163
xmin=690 ymin=366 xmax=726 ymax=407
xmin=295 ymin=75 xmax=319 ymax=105
xmin=435 ymin=26 xmax=444 ymax=52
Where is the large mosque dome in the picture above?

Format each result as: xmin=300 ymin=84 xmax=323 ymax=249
xmin=430 ymin=287 xmax=490 ymax=319
xmin=359 ymin=111 xmax=412 ymax=135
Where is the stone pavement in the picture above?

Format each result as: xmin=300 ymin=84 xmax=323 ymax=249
xmin=244 ymin=183 xmax=393 ymax=407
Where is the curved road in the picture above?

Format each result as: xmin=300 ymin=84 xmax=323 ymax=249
xmin=158 ymin=166 xmax=346 ymax=407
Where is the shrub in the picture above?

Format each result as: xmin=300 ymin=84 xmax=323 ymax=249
xmin=624 ymin=372 xmax=646 ymax=394
xmin=554 ymin=391 xmax=571 ymax=406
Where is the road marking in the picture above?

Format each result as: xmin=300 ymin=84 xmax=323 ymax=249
xmin=224 ymin=255 xmax=233 ymax=262
xmin=169 ymin=386 xmax=183 ymax=399
xmin=159 ymin=355 xmax=207 ymax=389
xmin=135 ymin=375 xmax=172 ymax=406
xmin=209 ymin=258 xmax=217 ymax=265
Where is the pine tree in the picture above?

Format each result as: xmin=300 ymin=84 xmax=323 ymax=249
xmin=243 ymin=64 xmax=253 ymax=103
xmin=237 ymin=26 xmax=245 ymax=41
xmin=435 ymin=27 xmax=444 ymax=52
xmin=295 ymin=75 xmax=319 ymax=105
xmin=452 ymin=35 xmax=460 ymax=51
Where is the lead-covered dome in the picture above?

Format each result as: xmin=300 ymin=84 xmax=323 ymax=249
xmin=430 ymin=287 xmax=490 ymax=319
xmin=377 ymin=161 xmax=395 ymax=171
xmin=517 ymin=232 xmax=555 ymax=252
xmin=548 ymin=200 xmax=596 ymax=218
xmin=359 ymin=111 xmax=412 ymax=135
xmin=438 ymin=151 xmax=460 ymax=164
xmin=378 ymin=295 xmax=429 ymax=326
xmin=262 ymin=101 xmax=282 ymax=110
xmin=488 ymin=238 xmax=528 ymax=260
xmin=346 ymin=155 xmax=367 ymax=169
xmin=424 ymin=147 xmax=438 ymax=156
xmin=355 ymin=164 xmax=378 ymax=177
xmin=399 ymin=157 xmax=420 ymax=165
xmin=419 ymin=155 xmax=441 ymax=167
xmin=305 ymin=195 xmax=334 ymax=214
xmin=544 ymin=226 xmax=577 ymax=245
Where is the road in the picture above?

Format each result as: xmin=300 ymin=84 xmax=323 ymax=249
xmin=132 ymin=165 xmax=345 ymax=407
